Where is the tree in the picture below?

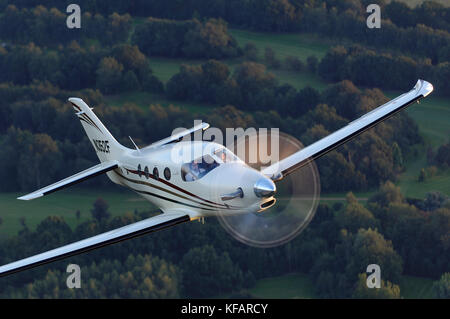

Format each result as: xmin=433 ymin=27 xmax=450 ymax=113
xmin=352 ymin=273 xmax=401 ymax=299
xmin=122 ymin=70 xmax=140 ymax=92
xmin=288 ymin=86 xmax=320 ymax=117
xmin=103 ymin=13 xmax=132 ymax=45
xmin=243 ymin=43 xmax=259 ymax=61
xmin=96 ymin=57 xmax=124 ymax=94
xmin=306 ymin=55 xmax=318 ymax=73
xmin=435 ymin=143 xmax=450 ymax=168
xmin=321 ymin=80 xmax=362 ymax=119
xmin=418 ymin=191 xmax=449 ymax=212
xmin=391 ymin=142 xmax=403 ymax=171
xmin=344 ymin=228 xmax=403 ymax=287
xmin=35 ymin=216 xmax=73 ymax=251
xmin=14 ymin=131 xmax=62 ymax=191
xmin=91 ymin=198 xmax=111 ymax=222
xmin=384 ymin=1 xmax=416 ymax=29
xmin=181 ymin=245 xmax=243 ymax=297
xmin=418 ymin=168 xmax=426 ymax=182
xmin=432 ymin=272 xmax=450 ymax=299
xmin=338 ymin=192 xmax=379 ymax=233
xmin=307 ymin=104 xmax=347 ymax=131
xmin=232 ymin=62 xmax=277 ymax=110
xmin=182 ymin=19 xmax=241 ymax=59
xmin=318 ymin=46 xmax=348 ymax=82
xmin=368 ymin=181 xmax=404 ymax=208
xmin=285 ymin=55 xmax=304 ymax=72
xmin=264 ymin=47 xmax=281 ymax=68
xmin=23 ymin=254 xmax=180 ymax=298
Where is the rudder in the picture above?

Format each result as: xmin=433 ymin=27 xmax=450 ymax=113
xmin=69 ymin=97 xmax=127 ymax=162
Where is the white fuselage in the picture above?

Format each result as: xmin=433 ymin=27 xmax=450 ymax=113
xmin=106 ymin=141 xmax=276 ymax=219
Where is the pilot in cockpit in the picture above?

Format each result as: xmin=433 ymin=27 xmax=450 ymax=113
xmin=184 ymin=161 xmax=199 ymax=181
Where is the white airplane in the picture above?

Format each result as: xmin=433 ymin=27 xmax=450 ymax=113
xmin=0 ymin=80 xmax=433 ymax=277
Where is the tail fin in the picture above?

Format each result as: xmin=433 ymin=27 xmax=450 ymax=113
xmin=69 ymin=98 xmax=127 ymax=162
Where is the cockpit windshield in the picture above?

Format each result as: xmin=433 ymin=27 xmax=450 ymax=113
xmin=213 ymin=148 xmax=239 ymax=163
xmin=181 ymin=154 xmax=219 ymax=182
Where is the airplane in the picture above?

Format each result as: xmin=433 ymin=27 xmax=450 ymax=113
xmin=0 ymin=79 xmax=433 ymax=277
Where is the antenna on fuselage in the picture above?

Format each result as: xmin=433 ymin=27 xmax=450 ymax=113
xmin=129 ymin=136 xmax=141 ymax=154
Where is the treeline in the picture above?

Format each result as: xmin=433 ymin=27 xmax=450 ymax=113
xmin=9 ymin=0 xmax=450 ymax=35
xmin=318 ymin=45 xmax=450 ymax=96
xmin=0 ymin=43 xmax=163 ymax=94
xmin=0 ymin=5 xmax=132 ymax=46
xmin=384 ymin=1 xmax=450 ymax=34
xmin=0 ymin=184 xmax=448 ymax=298
xmin=132 ymin=18 xmax=241 ymax=59
xmin=298 ymin=3 xmax=450 ymax=64
xmin=5 ymin=254 xmax=181 ymax=298
xmin=0 ymin=5 xmax=242 ymax=61
xmin=3 ymin=1 xmax=449 ymax=65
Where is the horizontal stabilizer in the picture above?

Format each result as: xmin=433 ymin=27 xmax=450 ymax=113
xmin=17 ymin=160 xmax=119 ymax=200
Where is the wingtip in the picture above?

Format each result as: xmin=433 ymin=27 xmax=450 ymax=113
xmin=415 ymin=79 xmax=434 ymax=98
xmin=17 ymin=193 xmax=42 ymax=201
xmin=68 ymin=97 xmax=82 ymax=103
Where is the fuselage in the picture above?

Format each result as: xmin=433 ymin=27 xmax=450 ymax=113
xmin=106 ymin=141 xmax=276 ymax=219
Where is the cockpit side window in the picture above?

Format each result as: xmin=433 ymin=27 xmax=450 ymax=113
xmin=181 ymin=155 xmax=219 ymax=182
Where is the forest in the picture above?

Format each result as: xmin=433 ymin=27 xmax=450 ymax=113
xmin=0 ymin=0 xmax=448 ymax=299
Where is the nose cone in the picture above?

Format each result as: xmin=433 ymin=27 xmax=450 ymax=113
xmin=254 ymin=178 xmax=276 ymax=198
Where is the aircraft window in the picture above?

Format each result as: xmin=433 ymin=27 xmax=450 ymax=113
xmin=181 ymin=155 xmax=219 ymax=182
xmin=164 ymin=167 xmax=171 ymax=180
xmin=138 ymin=164 xmax=142 ymax=177
xmin=153 ymin=167 xmax=159 ymax=179
xmin=214 ymin=148 xmax=239 ymax=163
xmin=144 ymin=166 xmax=149 ymax=179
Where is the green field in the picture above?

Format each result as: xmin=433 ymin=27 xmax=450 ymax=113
xmin=249 ymin=273 xmax=317 ymax=299
xmin=147 ymin=55 xmax=326 ymax=92
xmin=0 ymin=186 xmax=157 ymax=237
xmin=107 ymin=28 xmax=332 ymax=115
xmin=104 ymin=91 xmax=214 ymax=114
xmin=399 ymin=275 xmax=434 ymax=299
xmin=396 ymin=93 xmax=450 ymax=198
xmin=220 ymin=272 xmax=435 ymax=299
xmin=144 ymin=28 xmax=331 ymax=91
xmin=229 ymin=29 xmax=332 ymax=62
xmin=394 ymin=0 xmax=450 ymax=8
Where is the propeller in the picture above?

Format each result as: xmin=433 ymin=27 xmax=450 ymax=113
xmin=216 ymin=130 xmax=321 ymax=248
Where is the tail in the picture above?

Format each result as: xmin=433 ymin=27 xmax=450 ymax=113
xmin=69 ymin=97 xmax=128 ymax=162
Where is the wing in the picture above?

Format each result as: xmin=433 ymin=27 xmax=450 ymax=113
xmin=0 ymin=211 xmax=192 ymax=277
xmin=262 ymin=79 xmax=434 ymax=180
xmin=17 ymin=160 xmax=119 ymax=200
